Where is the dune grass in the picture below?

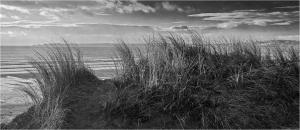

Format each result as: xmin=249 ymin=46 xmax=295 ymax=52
xmin=16 ymin=43 xmax=96 ymax=129
xmin=109 ymin=33 xmax=299 ymax=128
xmin=7 ymin=33 xmax=299 ymax=129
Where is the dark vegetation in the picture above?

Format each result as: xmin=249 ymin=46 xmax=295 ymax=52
xmin=2 ymin=33 xmax=299 ymax=129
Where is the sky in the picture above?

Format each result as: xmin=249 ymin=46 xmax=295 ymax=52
xmin=0 ymin=0 xmax=299 ymax=46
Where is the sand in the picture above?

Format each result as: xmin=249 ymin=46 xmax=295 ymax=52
xmin=0 ymin=103 xmax=31 ymax=124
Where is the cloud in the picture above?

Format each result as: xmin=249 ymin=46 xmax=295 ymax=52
xmin=0 ymin=0 xmax=157 ymax=31
xmin=188 ymin=10 xmax=298 ymax=29
xmin=120 ymin=0 xmax=156 ymax=13
xmin=1 ymin=20 xmax=77 ymax=28
xmin=251 ymin=19 xmax=282 ymax=26
xmin=172 ymin=21 xmax=186 ymax=24
xmin=95 ymin=0 xmax=156 ymax=14
xmin=73 ymin=0 xmax=156 ymax=15
xmin=275 ymin=6 xmax=299 ymax=9
xmin=155 ymin=2 xmax=195 ymax=13
xmin=188 ymin=12 xmax=248 ymax=21
xmin=170 ymin=25 xmax=189 ymax=30
xmin=1 ymin=23 xmax=77 ymax=28
xmin=215 ymin=19 xmax=285 ymax=29
xmin=0 ymin=31 xmax=14 ymax=35
xmin=39 ymin=10 xmax=60 ymax=21
xmin=0 ymin=4 xmax=30 ymax=14
xmin=216 ymin=19 xmax=287 ymax=29
xmin=154 ymin=25 xmax=208 ymax=32
xmin=0 ymin=14 xmax=7 ymax=18
xmin=10 ymin=15 xmax=21 ymax=20
xmin=0 ymin=31 xmax=27 ymax=37
xmin=153 ymin=25 xmax=188 ymax=32
xmin=271 ymin=21 xmax=292 ymax=25
xmin=40 ymin=8 xmax=71 ymax=13
xmin=217 ymin=22 xmax=240 ymax=29
xmin=161 ymin=2 xmax=183 ymax=12
xmin=0 ymin=0 xmax=155 ymax=27
xmin=76 ymin=23 xmax=155 ymax=29
xmin=1 ymin=20 xmax=156 ymax=29
xmin=94 ymin=12 xmax=111 ymax=16
xmin=233 ymin=9 xmax=263 ymax=12
xmin=276 ymin=35 xmax=300 ymax=41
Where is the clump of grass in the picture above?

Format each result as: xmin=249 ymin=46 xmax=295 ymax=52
xmin=17 ymin=43 xmax=96 ymax=129
xmin=8 ymin=33 xmax=298 ymax=129
xmin=109 ymin=33 xmax=299 ymax=128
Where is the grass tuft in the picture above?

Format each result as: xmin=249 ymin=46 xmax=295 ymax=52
xmin=110 ymin=33 xmax=299 ymax=128
xmin=10 ymin=33 xmax=299 ymax=129
xmin=17 ymin=42 xmax=95 ymax=129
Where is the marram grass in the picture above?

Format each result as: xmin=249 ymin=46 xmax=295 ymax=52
xmin=17 ymin=43 xmax=95 ymax=128
xmin=111 ymin=33 xmax=299 ymax=128
xmin=10 ymin=33 xmax=299 ymax=129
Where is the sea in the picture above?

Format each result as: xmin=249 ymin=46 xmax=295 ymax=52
xmin=0 ymin=44 xmax=145 ymax=105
